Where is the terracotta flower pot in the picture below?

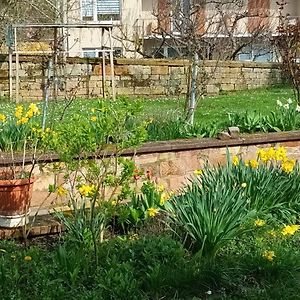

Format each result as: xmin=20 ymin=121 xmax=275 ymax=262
xmin=0 ymin=177 xmax=34 ymax=228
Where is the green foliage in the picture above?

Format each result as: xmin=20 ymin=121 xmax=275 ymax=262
xmin=166 ymin=173 xmax=255 ymax=259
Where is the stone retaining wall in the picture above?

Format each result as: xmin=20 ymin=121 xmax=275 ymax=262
xmin=2 ymin=131 xmax=300 ymax=212
xmin=0 ymin=55 xmax=283 ymax=100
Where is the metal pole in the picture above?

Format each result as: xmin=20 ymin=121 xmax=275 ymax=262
xmin=101 ymin=28 xmax=106 ymax=99
xmin=188 ymin=52 xmax=199 ymax=125
xmin=14 ymin=27 xmax=19 ymax=103
xmin=42 ymin=59 xmax=52 ymax=130
xmin=108 ymin=27 xmax=116 ymax=100
xmin=9 ymin=48 xmax=13 ymax=101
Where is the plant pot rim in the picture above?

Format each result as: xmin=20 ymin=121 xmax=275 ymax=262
xmin=0 ymin=177 xmax=35 ymax=187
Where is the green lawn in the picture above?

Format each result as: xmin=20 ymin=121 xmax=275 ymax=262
xmin=0 ymin=86 xmax=296 ymax=141
xmin=140 ymin=86 xmax=294 ymax=123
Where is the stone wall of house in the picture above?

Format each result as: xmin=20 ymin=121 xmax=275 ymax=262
xmin=0 ymin=55 xmax=283 ymax=101
xmin=10 ymin=131 xmax=300 ymax=213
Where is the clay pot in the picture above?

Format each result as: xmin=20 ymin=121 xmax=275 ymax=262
xmin=0 ymin=177 xmax=34 ymax=227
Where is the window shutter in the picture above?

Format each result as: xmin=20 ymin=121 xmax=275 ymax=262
xmin=158 ymin=0 xmax=171 ymax=33
xmin=194 ymin=0 xmax=205 ymax=35
xmin=248 ymin=0 xmax=270 ymax=33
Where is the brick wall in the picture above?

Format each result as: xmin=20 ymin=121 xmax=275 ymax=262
xmin=0 ymin=55 xmax=283 ymax=101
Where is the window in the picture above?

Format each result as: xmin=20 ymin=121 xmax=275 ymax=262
xmin=82 ymin=47 xmax=123 ymax=58
xmin=238 ymin=45 xmax=273 ymax=62
xmin=81 ymin=0 xmax=120 ymax=21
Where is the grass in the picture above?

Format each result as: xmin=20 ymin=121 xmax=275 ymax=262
xmin=0 ymin=86 xmax=294 ymax=123
xmin=0 ymin=86 xmax=296 ymax=143
xmin=140 ymin=86 xmax=294 ymax=123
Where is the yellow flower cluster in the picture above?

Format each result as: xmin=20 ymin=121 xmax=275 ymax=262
xmin=15 ymin=103 xmax=40 ymax=125
xmin=147 ymin=207 xmax=158 ymax=217
xmin=160 ymin=191 xmax=173 ymax=205
xmin=232 ymin=156 xmax=239 ymax=166
xmin=56 ymin=186 xmax=68 ymax=197
xmin=256 ymin=147 xmax=296 ymax=173
xmin=254 ymin=219 xmax=266 ymax=227
xmin=262 ymin=250 xmax=276 ymax=261
xmin=0 ymin=114 xmax=6 ymax=122
xmin=78 ymin=184 xmax=96 ymax=197
xmin=282 ymin=224 xmax=300 ymax=236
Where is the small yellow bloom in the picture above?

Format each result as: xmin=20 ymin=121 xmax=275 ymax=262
xmin=254 ymin=219 xmax=266 ymax=227
xmin=78 ymin=184 xmax=96 ymax=197
xmin=267 ymin=230 xmax=277 ymax=238
xmin=241 ymin=182 xmax=247 ymax=188
xmin=24 ymin=255 xmax=32 ymax=261
xmin=111 ymin=200 xmax=117 ymax=206
xmin=275 ymin=147 xmax=287 ymax=161
xmin=91 ymin=116 xmax=97 ymax=122
xmin=16 ymin=117 xmax=29 ymax=125
xmin=56 ymin=186 xmax=68 ymax=197
xmin=28 ymin=103 xmax=39 ymax=115
xmin=160 ymin=192 xmax=170 ymax=205
xmin=157 ymin=184 xmax=165 ymax=192
xmin=147 ymin=207 xmax=158 ymax=217
xmin=15 ymin=105 xmax=23 ymax=119
xmin=129 ymin=233 xmax=139 ymax=240
xmin=257 ymin=149 xmax=268 ymax=163
xmin=244 ymin=160 xmax=249 ymax=167
xmin=282 ymin=224 xmax=300 ymax=236
xmin=194 ymin=169 xmax=203 ymax=176
xmin=281 ymin=159 xmax=295 ymax=173
xmin=0 ymin=114 xmax=6 ymax=122
xmin=249 ymin=159 xmax=259 ymax=169
xmin=232 ymin=156 xmax=239 ymax=166
xmin=266 ymin=147 xmax=276 ymax=160
xmin=262 ymin=250 xmax=275 ymax=262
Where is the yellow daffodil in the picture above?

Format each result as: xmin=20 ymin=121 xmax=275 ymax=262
xmin=194 ymin=169 xmax=203 ymax=176
xmin=160 ymin=192 xmax=170 ymax=205
xmin=254 ymin=219 xmax=266 ymax=227
xmin=262 ymin=250 xmax=275 ymax=262
xmin=28 ymin=103 xmax=39 ymax=114
xmin=275 ymin=146 xmax=287 ymax=161
xmin=16 ymin=117 xmax=29 ymax=125
xmin=232 ymin=156 xmax=239 ymax=166
xmin=282 ymin=224 xmax=300 ymax=236
xmin=78 ymin=184 xmax=96 ymax=197
xmin=56 ymin=186 xmax=68 ymax=197
xmin=147 ymin=207 xmax=158 ymax=217
xmin=91 ymin=116 xmax=97 ymax=122
xmin=281 ymin=159 xmax=295 ymax=173
xmin=257 ymin=149 xmax=268 ymax=163
xmin=249 ymin=159 xmax=259 ymax=169
xmin=266 ymin=147 xmax=276 ymax=160
xmin=157 ymin=184 xmax=165 ymax=192
xmin=15 ymin=105 xmax=23 ymax=119
xmin=0 ymin=114 xmax=6 ymax=122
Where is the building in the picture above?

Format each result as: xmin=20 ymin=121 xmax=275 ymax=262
xmin=63 ymin=0 xmax=299 ymax=61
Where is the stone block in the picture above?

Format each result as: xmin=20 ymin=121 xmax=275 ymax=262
xmin=221 ymin=83 xmax=235 ymax=91
xmin=151 ymin=66 xmax=169 ymax=75
xmin=114 ymin=65 xmax=129 ymax=76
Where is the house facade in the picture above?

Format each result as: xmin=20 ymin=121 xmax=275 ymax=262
xmin=65 ymin=0 xmax=299 ymax=61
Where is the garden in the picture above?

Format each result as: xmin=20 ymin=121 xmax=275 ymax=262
xmin=0 ymin=86 xmax=300 ymax=299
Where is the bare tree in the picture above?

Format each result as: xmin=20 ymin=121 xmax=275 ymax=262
xmin=274 ymin=0 xmax=300 ymax=102
xmin=150 ymin=0 xmax=272 ymax=123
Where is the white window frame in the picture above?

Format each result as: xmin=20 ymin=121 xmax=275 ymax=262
xmin=81 ymin=0 xmax=121 ymax=22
